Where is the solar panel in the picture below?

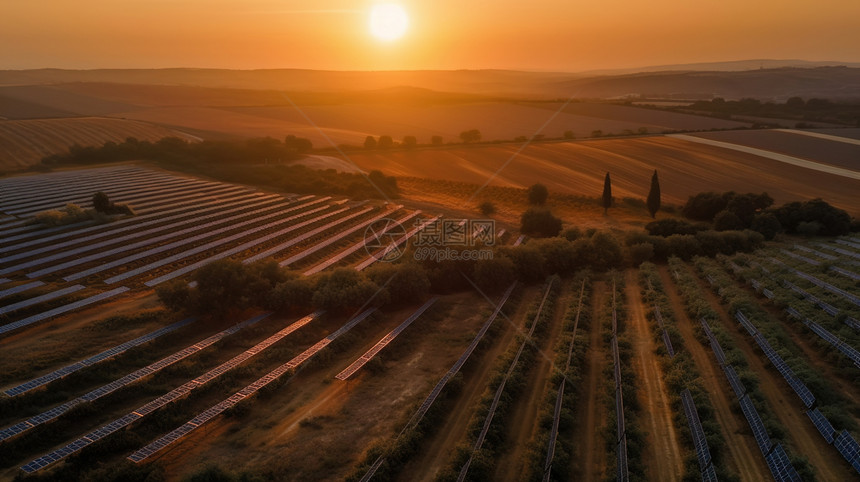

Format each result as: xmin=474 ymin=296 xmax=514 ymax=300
xmin=794 ymin=269 xmax=860 ymax=307
xmin=831 ymin=266 xmax=860 ymax=282
xmin=127 ymin=309 xmax=373 ymax=465
xmin=0 ymin=287 xmax=129 ymax=335
xmin=739 ymin=395 xmax=771 ymax=454
xmin=336 ymin=298 xmax=437 ymax=380
xmin=723 ymin=365 xmax=746 ymax=399
xmin=662 ymin=331 xmax=676 ymax=358
xmin=806 ymin=408 xmax=836 ymax=444
xmin=765 ymin=443 xmax=802 ymax=482
xmin=680 ymin=389 xmax=712 ymax=469
xmin=780 ymin=249 xmax=820 ymax=266
xmin=21 ymin=311 xmax=320 ymax=473
xmin=834 ymin=430 xmax=860 ymax=473
xmin=355 ymin=215 xmax=442 ymax=271
xmin=617 ymin=435 xmax=630 ymax=482
xmin=0 ymin=284 xmax=85 ymax=315
xmin=734 ymin=310 xmax=758 ymax=336
xmin=702 ymin=464 xmax=719 ymax=482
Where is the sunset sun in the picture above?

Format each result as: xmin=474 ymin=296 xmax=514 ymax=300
xmin=369 ymin=3 xmax=409 ymax=41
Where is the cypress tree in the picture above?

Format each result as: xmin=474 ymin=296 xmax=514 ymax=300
xmin=647 ymin=169 xmax=661 ymax=218
xmin=602 ymin=172 xmax=612 ymax=214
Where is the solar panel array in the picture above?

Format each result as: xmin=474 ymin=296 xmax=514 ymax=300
xmin=765 ymin=443 xmax=802 ymax=482
xmin=734 ymin=310 xmax=758 ymax=336
xmin=0 ymin=280 xmax=45 ymax=299
xmin=4 ymin=317 xmax=196 ymax=397
xmin=336 ymin=298 xmax=437 ymax=380
xmin=355 ymin=215 xmax=442 ymax=271
xmin=680 ymin=389 xmax=714 ymax=475
xmin=817 ymin=243 xmax=860 ymax=261
xmin=140 ymin=205 xmax=361 ymax=287
xmin=739 ymin=395 xmax=772 ymax=455
xmin=652 ymin=305 xmax=675 ymax=358
xmin=793 ymin=269 xmax=860 ymax=308
xmin=799 ymin=316 xmax=860 ymax=368
xmin=751 ymin=332 xmax=816 ymax=408
xmin=128 ymin=309 xmax=374 ymax=464
xmin=700 ymin=318 xmax=727 ymax=366
xmin=833 ymin=430 xmax=860 ymax=474
xmin=794 ymin=244 xmax=836 ymax=261
xmin=0 ymin=314 xmax=262 ymax=442
xmin=21 ymin=311 xmax=319 ymax=473
xmin=723 ymin=365 xmax=746 ymax=399
xmin=269 ymin=206 xmax=402 ymax=267
xmin=458 ymin=280 xmax=554 ymax=482
xmin=836 ymin=239 xmax=860 ymax=250
xmin=0 ymin=194 xmax=287 ymax=273
xmin=806 ymin=408 xmax=836 ymax=444
xmin=0 ymin=287 xmax=129 ymax=335
xmin=303 ymin=211 xmax=420 ymax=276
xmin=779 ymin=249 xmax=820 ymax=266
xmin=831 ymin=266 xmax=860 ymax=282
xmin=0 ymin=284 xmax=85 ymax=315
xmin=512 ymin=234 xmax=525 ymax=246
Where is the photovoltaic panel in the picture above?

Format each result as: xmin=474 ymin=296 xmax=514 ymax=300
xmin=806 ymin=408 xmax=836 ymax=444
xmin=723 ymin=365 xmax=746 ymax=399
xmin=739 ymin=395 xmax=771 ymax=455
xmin=834 ymin=430 xmax=860 ymax=474
xmin=735 ymin=310 xmax=758 ymax=336
xmin=680 ymin=389 xmax=712 ymax=470
xmin=765 ymin=443 xmax=802 ymax=482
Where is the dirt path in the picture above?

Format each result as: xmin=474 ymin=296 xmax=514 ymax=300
xmin=492 ymin=282 xmax=569 ymax=481
xmin=571 ymin=280 xmax=607 ymax=480
xmin=694 ymin=273 xmax=853 ymax=480
xmin=625 ymin=270 xmax=684 ymax=481
xmin=396 ymin=287 xmax=539 ymax=482
xmin=657 ymin=266 xmax=769 ymax=481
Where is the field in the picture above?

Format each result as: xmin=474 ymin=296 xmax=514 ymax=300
xmin=343 ymin=133 xmax=860 ymax=217
xmin=2 ymin=166 xmax=859 ymax=482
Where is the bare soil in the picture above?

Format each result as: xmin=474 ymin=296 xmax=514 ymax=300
xmin=657 ymin=266 xmax=769 ymax=481
xmin=624 ymin=270 xmax=685 ymax=481
xmin=571 ymin=280 xmax=608 ymax=480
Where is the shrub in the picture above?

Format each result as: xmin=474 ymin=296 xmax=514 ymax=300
xmin=478 ymin=201 xmax=496 ymax=216
xmin=750 ymin=212 xmax=782 ymax=240
xmin=527 ymin=183 xmax=549 ymax=205
xmin=471 ymin=257 xmax=516 ymax=293
xmin=520 ymin=208 xmax=562 ymax=238
xmin=628 ymin=242 xmax=654 ymax=265
xmin=312 ymin=268 xmax=386 ymax=312
xmin=645 ymin=218 xmax=703 ymax=237
xmin=713 ymin=210 xmax=743 ymax=231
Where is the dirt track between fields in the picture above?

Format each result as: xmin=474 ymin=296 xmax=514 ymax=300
xmin=625 ymin=270 xmax=684 ymax=481
xmin=657 ymin=266 xmax=769 ymax=481
xmin=571 ymin=280 xmax=608 ymax=480
xmin=492 ymin=282 xmax=569 ymax=481
xmin=693 ymin=272 xmax=852 ymax=480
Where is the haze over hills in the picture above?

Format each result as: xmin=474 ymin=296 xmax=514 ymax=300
xmin=2 ymin=62 xmax=860 ymax=101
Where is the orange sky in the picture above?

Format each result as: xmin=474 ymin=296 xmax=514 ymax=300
xmin=3 ymin=0 xmax=860 ymax=71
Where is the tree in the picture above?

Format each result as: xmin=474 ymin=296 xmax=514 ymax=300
xmin=750 ymin=212 xmax=782 ymax=240
xmin=93 ymin=191 xmax=112 ymax=213
xmin=459 ymin=129 xmax=481 ymax=143
xmin=377 ymin=135 xmax=394 ymax=148
xmin=478 ymin=201 xmax=496 ymax=216
xmin=646 ymin=170 xmax=661 ymax=218
xmin=472 ymin=257 xmax=516 ymax=293
xmin=563 ymin=130 xmax=575 ymax=139
xmin=602 ymin=172 xmax=612 ymax=214
xmin=431 ymin=135 xmax=443 ymax=145
xmin=527 ymin=183 xmax=549 ymax=206
xmin=312 ymin=268 xmax=385 ymax=312
xmin=714 ymin=210 xmax=743 ymax=231
xmin=402 ymin=136 xmax=417 ymax=148
xmin=520 ymin=208 xmax=562 ymax=238
xmin=364 ymin=136 xmax=377 ymax=149
xmin=284 ymin=135 xmax=312 ymax=153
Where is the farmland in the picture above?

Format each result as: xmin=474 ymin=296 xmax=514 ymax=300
xmin=0 ymin=162 xmax=858 ymax=481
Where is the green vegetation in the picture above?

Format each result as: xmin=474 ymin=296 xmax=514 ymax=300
xmin=527 ymin=183 xmax=548 ymax=206
xmin=602 ymin=172 xmax=612 ymax=214
xmin=646 ymin=170 xmax=660 ymax=218
xmin=682 ymin=97 xmax=860 ymax=126
xmin=520 ymin=208 xmax=562 ymax=238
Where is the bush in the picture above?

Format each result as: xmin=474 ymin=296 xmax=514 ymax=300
xmin=773 ymin=198 xmax=851 ymax=236
xmin=471 ymin=257 xmax=516 ymax=293
xmin=796 ymin=221 xmax=822 ymax=236
xmin=645 ymin=218 xmax=704 ymax=236
xmin=478 ymin=201 xmax=496 ymax=216
xmin=628 ymin=242 xmax=654 ymax=265
xmin=750 ymin=212 xmax=782 ymax=240
xmin=364 ymin=262 xmax=430 ymax=304
xmin=267 ymin=276 xmax=315 ymax=313
xmin=527 ymin=183 xmax=549 ymax=205
xmin=713 ymin=210 xmax=743 ymax=231
xmin=520 ymin=208 xmax=562 ymax=238
xmin=312 ymin=268 xmax=386 ymax=312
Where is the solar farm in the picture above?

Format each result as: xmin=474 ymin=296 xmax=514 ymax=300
xmin=2 ymin=165 xmax=860 ymax=481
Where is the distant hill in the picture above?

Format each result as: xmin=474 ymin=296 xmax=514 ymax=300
xmin=2 ymin=64 xmax=859 ymax=101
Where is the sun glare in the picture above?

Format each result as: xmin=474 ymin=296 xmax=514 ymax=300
xmin=369 ymin=3 xmax=409 ymax=42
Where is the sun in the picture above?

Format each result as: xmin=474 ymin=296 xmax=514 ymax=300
xmin=369 ymin=3 xmax=409 ymax=42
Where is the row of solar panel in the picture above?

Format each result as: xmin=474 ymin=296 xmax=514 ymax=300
xmin=815 ymin=243 xmax=860 ymax=262
xmin=833 ymin=430 xmax=860 ymax=475
xmin=765 ymin=443 xmax=802 ymax=482
xmin=4 ymin=317 xmax=196 ymax=396
xmin=0 ymin=287 xmax=129 ymax=335
xmin=751 ymin=331 xmax=816 ymax=408
xmin=304 ymin=211 xmax=420 ymax=276
xmin=128 ymin=309 xmax=373 ymax=464
xmin=700 ymin=318 xmax=727 ymax=366
xmin=0 ymin=315 xmax=261 ymax=442
xmin=680 ymin=389 xmax=713 ymax=470
xmin=794 ymin=269 xmax=860 ymax=308
xmin=21 ymin=311 xmax=325 ymax=473
xmin=355 ymin=215 xmax=441 ymax=271
xmin=336 ymin=298 xmax=437 ymax=380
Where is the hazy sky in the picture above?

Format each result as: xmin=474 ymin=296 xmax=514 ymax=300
xmin=3 ymin=0 xmax=860 ymax=71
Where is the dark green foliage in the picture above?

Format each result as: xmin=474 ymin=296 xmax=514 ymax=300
xmin=312 ymin=268 xmax=386 ymax=312
xmin=91 ymin=191 xmax=133 ymax=215
xmin=478 ymin=201 xmax=496 ymax=216
xmin=266 ymin=276 xmax=315 ymax=313
xmin=646 ymin=170 xmax=661 ymax=218
xmin=713 ymin=210 xmax=743 ymax=231
xmin=682 ymin=191 xmax=730 ymax=221
xmin=471 ymin=257 xmax=517 ymax=293
xmin=364 ymin=262 xmax=431 ymax=304
xmin=602 ymin=172 xmax=612 ymax=213
xmin=284 ymin=135 xmax=312 ymax=153
xmin=750 ymin=212 xmax=782 ymax=240
xmin=155 ymin=279 xmax=191 ymax=313
xmin=520 ymin=208 xmax=562 ymax=238
xmin=527 ymin=183 xmax=548 ymax=206
xmin=645 ymin=218 xmax=704 ymax=237
xmin=773 ymin=198 xmax=851 ymax=236
xmin=402 ymin=136 xmax=417 ymax=148
xmin=459 ymin=129 xmax=482 ymax=143
xmin=364 ymin=136 xmax=377 ymax=149
xmin=377 ymin=135 xmax=394 ymax=148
